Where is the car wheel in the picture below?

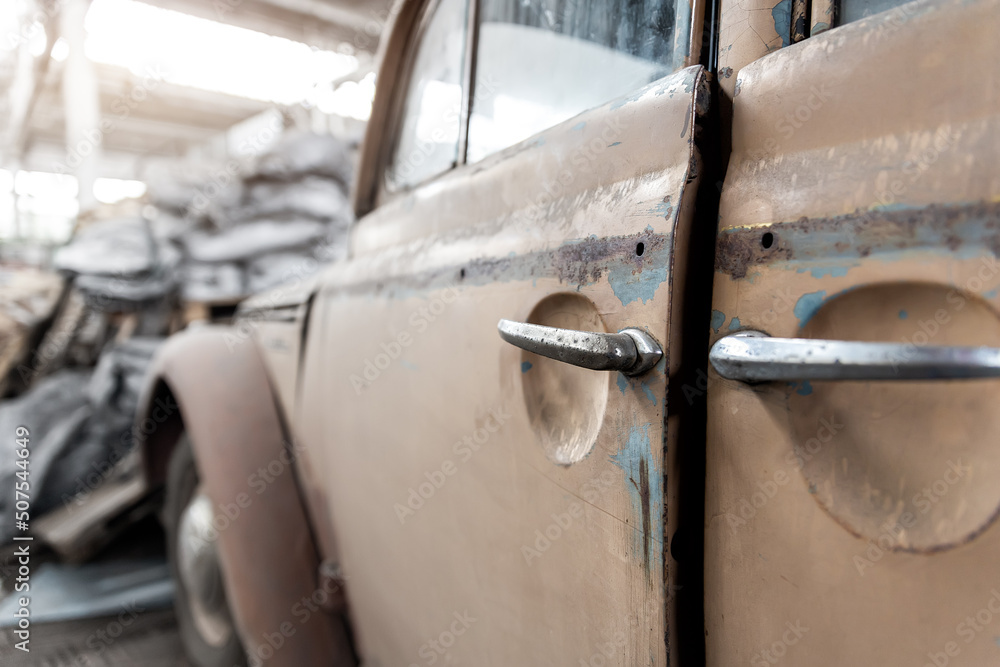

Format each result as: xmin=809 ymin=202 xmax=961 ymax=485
xmin=165 ymin=433 xmax=246 ymax=667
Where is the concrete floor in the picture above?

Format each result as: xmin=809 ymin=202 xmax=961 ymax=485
xmin=0 ymin=518 xmax=191 ymax=666
xmin=1 ymin=608 xmax=191 ymax=666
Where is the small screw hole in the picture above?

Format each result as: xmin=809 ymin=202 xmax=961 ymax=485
xmin=636 ymin=242 xmax=645 ymax=256
xmin=761 ymin=232 xmax=774 ymax=249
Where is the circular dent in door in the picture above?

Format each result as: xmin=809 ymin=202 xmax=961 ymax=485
xmin=788 ymin=283 xmax=1000 ymax=552
xmin=521 ymin=293 xmax=609 ymax=466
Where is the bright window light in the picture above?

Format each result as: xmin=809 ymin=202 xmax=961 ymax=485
xmin=50 ymin=36 xmax=68 ymax=61
xmin=93 ymin=177 xmax=146 ymax=204
xmin=84 ymin=0 xmax=359 ymax=106
xmin=15 ymin=171 xmax=78 ymax=198
xmin=9 ymin=171 xmax=79 ymax=243
xmin=318 ymin=72 xmax=376 ymax=120
xmin=27 ymin=22 xmax=46 ymax=56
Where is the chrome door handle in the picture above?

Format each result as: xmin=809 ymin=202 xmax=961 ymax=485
xmin=497 ymin=319 xmax=662 ymax=376
xmin=710 ymin=330 xmax=1000 ymax=382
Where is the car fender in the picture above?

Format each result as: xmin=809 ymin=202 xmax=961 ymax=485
xmin=135 ymin=325 xmax=354 ymax=665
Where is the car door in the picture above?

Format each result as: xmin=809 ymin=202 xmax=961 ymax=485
xmin=707 ymin=0 xmax=1000 ymax=664
xmin=294 ymin=0 xmax=708 ymax=664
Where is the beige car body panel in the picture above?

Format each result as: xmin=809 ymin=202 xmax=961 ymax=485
xmin=707 ymin=0 xmax=1000 ymax=664
xmin=292 ymin=61 xmax=708 ymax=663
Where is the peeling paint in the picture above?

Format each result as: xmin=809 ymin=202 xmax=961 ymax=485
xmin=717 ymin=201 xmax=1000 ymax=280
xmin=648 ymin=197 xmax=673 ymax=218
xmin=710 ymin=309 xmax=726 ymax=332
xmin=610 ymin=422 xmax=662 ymax=574
xmin=352 ymin=230 xmax=672 ymax=302
xmin=728 ymin=316 xmax=742 ymax=331
xmin=796 ymin=264 xmax=851 ymax=278
xmin=793 ymin=290 xmax=827 ymax=327
xmin=771 ymin=0 xmax=793 ymax=48
xmin=608 ymin=259 xmax=668 ymax=306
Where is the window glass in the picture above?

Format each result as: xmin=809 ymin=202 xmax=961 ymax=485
xmin=467 ymin=0 xmax=676 ymax=163
xmin=838 ymin=0 xmax=915 ymax=25
xmin=387 ymin=0 xmax=469 ymax=190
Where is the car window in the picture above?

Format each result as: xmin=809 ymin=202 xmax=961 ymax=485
xmin=467 ymin=0 xmax=676 ymax=163
xmin=837 ymin=0 xmax=916 ymax=25
xmin=386 ymin=0 xmax=469 ymax=191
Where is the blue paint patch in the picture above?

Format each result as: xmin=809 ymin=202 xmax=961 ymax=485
xmin=796 ymin=380 xmax=813 ymax=396
xmin=400 ymin=360 xmax=418 ymax=370
xmin=797 ymin=265 xmax=850 ymax=279
xmin=608 ymin=141 xmax=622 ymax=147
xmin=898 ymin=310 xmax=908 ymax=319
xmin=728 ymin=316 xmax=742 ymax=331
xmin=994 ymin=636 xmax=1000 ymax=648
xmin=771 ymin=0 xmax=792 ymax=47
xmin=647 ymin=198 xmax=673 ymax=218
xmin=640 ymin=383 xmax=658 ymax=406
xmin=521 ymin=361 xmax=533 ymax=373
xmin=616 ymin=372 xmax=658 ymax=406
xmin=710 ymin=310 xmax=726 ymax=333
xmin=607 ymin=262 xmax=668 ymax=306
xmin=571 ymin=121 xmax=586 ymax=131
xmin=609 ymin=423 xmax=663 ymax=567
xmin=985 ymin=289 xmax=999 ymax=299
xmin=794 ymin=291 xmax=827 ymax=327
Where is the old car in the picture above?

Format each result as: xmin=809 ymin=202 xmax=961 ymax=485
xmin=134 ymin=0 xmax=1000 ymax=664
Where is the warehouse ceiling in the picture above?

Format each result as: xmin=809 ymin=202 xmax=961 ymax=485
xmin=1 ymin=0 xmax=389 ymax=189
xmin=139 ymin=0 xmax=388 ymax=53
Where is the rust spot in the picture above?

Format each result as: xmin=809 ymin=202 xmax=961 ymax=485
xmin=716 ymin=200 xmax=1000 ymax=279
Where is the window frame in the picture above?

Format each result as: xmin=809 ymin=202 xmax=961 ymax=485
xmin=370 ymin=0 xmax=700 ymax=209
xmin=376 ymin=0 xmax=480 ymax=202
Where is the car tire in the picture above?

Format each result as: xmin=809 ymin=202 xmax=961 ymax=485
xmin=165 ymin=433 xmax=247 ymax=667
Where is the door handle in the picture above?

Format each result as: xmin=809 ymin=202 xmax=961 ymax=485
xmin=497 ymin=319 xmax=662 ymax=376
xmin=710 ymin=330 xmax=1000 ymax=382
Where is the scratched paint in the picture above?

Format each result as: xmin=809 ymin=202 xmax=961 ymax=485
xmin=610 ymin=422 xmax=663 ymax=573
xmin=793 ymin=290 xmax=827 ymax=327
